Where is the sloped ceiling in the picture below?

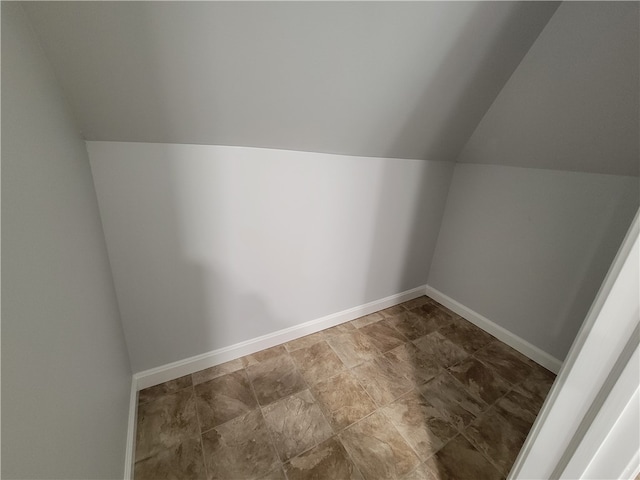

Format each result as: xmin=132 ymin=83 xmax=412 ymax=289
xmin=23 ymin=1 xmax=558 ymax=161
xmin=458 ymin=2 xmax=639 ymax=177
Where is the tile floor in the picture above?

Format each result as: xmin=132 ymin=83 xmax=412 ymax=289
xmin=134 ymin=296 xmax=556 ymax=480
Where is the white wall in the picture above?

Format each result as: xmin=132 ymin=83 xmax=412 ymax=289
xmin=457 ymin=1 xmax=639 ymax=176
xmin=428 ymin=164 xmax=638 ymax=361
xmin=1 ymin=4 xmax=132 ymax=479
xmin=87 ymin=142 xmax=454 ymax=372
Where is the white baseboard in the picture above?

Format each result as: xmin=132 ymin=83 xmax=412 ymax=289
xmin=424 ymin=285 xmax=563 ymax=374
xmin=134 ymin=285 xmax=427 ymax=390
xmin=123 ymin=377 xmax=137 ymax=480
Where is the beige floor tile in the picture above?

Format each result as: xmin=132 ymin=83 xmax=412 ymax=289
xmin=378 ymin=305 xmax=408 ymax=318
xmin=201 ymin=409 xmax=279 ymax=480
xmin=136 ymin=388 xmax=200 ymax=462
xmin=463 ymin=407 xmax=527 ymax=476
xmin=285 ymin=331 xmax=326 ymax=352
xmin=194 ymin=369 xmax=258 ymax=432
xmin=138 ymin=375 xmax=192 ymax=405
xmin=400 ymin=296 xmax=434 ymax=310
xmin=438 ymin=317 xmax=494 ymax=353
xmin=359 ymin=319 xmax=408 ymax=353
xmin=323 ymin=322 xmax=356 ymax=337
xmin=385 ymin=343 xmax=441 ymax=385
xmin=401 ymin=460 xmax=440 ymax=480
xmin=382 ymin=390 xmax=458 ymax=462
xmin=284 ymin=437 xmax=363 ymax=480
xmin=413 ymin=331 xmax=469 ymax=368
xmin=351 ymin=312 xmax=385 ymax=329
xmin=325 ymin=330 xmax=379 ymax=368
xmin=494 ymin=388 xmax=539 ymax=437
xmin=352 ymin=355 xmax=415 ymax=406
xmin=262 ymin=389 xmax=333 ymax=462
xmin=518 ymin=364 xmax=556 ymax=403
xmin=290 ymin=340 xmax=346 ymax=385
xmin=247 ymin=353 xmax=307 ymax=406
xmin=474 ymin=341 xmax=535 ymax=385
xmin=430 ymin=435 xmax=504 ymax=480
xmin=191 ymin=358 xmax=246 ymax=386
xmin=340 ymin=411 xmax=420 ymax=480
xmin=418 ymin=372 xmax=487 ymax=425
xmin=410 ymin=303 xmax=456 ymax=328
xmin=246 ymin=345 xmax=288 ymax=365
xmin=258 ymin=468 xmax=287 ymax=480
xmin=447 ymin=358 xmax=511 ymax=405
xmin=134 ymin=437 xmax=206 ymax=480
xmin=387 ymin=311 xmax=440 ymax=341
xmin=310 ymin=370 xmax=377 ymax=431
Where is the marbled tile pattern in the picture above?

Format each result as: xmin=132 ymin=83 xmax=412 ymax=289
xmin=194 ymin=369 xmax=257 ymax=432
xmin=262 ymin=390 xmax=333 ymax=461
xmin=340 ymin=411 xmax=421 ymax=479
xmin=310 ymin=370 xmax=376 ymax=431
xmin=284 ymin=438 xmax=363 ymax=480
xmin=134 ymin=295 xmax=555 ymax=480
xmin=290 ymin=340 xmax=346 ymax=385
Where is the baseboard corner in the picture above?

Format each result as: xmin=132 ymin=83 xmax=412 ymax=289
xmin=424 ymin=285 xmax=563 ymax=374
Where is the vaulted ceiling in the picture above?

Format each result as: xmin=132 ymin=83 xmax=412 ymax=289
xmin=22 ymin=2 xmax=639 ymax=175
xmin=24 ymin=1 xmax=558 ymax=161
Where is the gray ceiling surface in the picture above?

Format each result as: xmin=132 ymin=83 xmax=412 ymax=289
xmin=23 ymin=2 xmax=560 ymax=162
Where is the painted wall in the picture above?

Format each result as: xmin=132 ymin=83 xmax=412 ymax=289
xmin=87 ymin=142 xmax=454 ymax=372
xmin=457 ymin=1 xmax=639 ymax=176
xmin=1 ymin=4 xmax=132 ymax=479
xmin=430 ymin=1 xmax=640 ymax=363
xmin=428 ymin=164 xmax=638 ymax=361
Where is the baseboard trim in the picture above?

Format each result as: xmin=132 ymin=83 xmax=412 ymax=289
xmin=134 ymin=285 xmax=427 ymax=390
xmin=123 ymin=377 xmax=137 ymax=480
xmin=424 ymin=285 xmax=563 ymax=374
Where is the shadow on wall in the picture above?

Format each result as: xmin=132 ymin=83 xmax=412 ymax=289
xmin=125 ymin=147 xmax=288 ymax=372
xmin=551 ymin=192 xmax=640 ymax=356
xmin=364 ymin=1 xmax=560 ymax=303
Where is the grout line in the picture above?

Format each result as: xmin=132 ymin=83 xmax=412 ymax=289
xmin=245 ymin=364 xmax=286 ymax=473
xmin=190 ymin=383 xmax=209 ymax=480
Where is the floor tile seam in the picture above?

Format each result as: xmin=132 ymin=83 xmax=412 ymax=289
xmin=377 ymin=403 xmax=440 ymax=465
xmin=291 ymin=360 xmax=343 ymax=444
xmin=133 ymin=391 xmax=203 ymax=465
xmin=471 ymin=355 xmax=528 ymax=393
xmin=190 ymin=383 xmax=210 ymax=480
xmin=137 ymin=381 xmax=194 ymax=407
xmin=470 ymin=355 xmax=544 ymax=412
xmin=194 ymin=367 xmax=262 ymax=430
xmin=257 ymin=356 xmax=337 ymax=465
xmin=413 ymin=385 xmax=475 ymax=437
xmin=191 ymin=362 xmax=247 ymax=387
xmin=442 ymin=364 xmax=497 ymax=411
xmin=359 ymin=325 xmax=411 ymax=356
xmin=458 ymin=427 xmax=511 ymax=477
xmin=308 ymin=371 xmax=360 ymax=436
xmin=365 ymin=313 xmax=411 ymax=338
xmin=348 ymin=359 xmax=414 ymax=410
xmin=491 ymin=385 xmax=542 ymax=430
xmin=284 ymin=331 xmax=327 ymax=353
xmin=440 ymin=431 xmax=505 ymax=479
xmin=288 ymin=340 xmax=349 ymax=383
xmin=324 ymin=333 xmax=378 ymax=370
xmin=472 ymin=347 xmax=537 ymax=384
xmin=245 ymin=368 xmax=287 ymax=472
xmin=246 ymin=350 xmax=306 ymax=407
xmin=327 ymin=434 xmax=366 ymax=480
